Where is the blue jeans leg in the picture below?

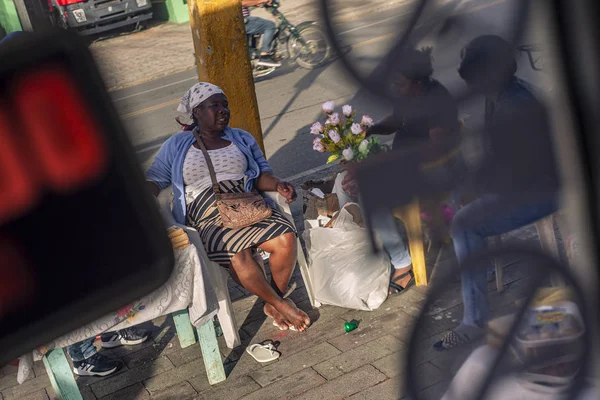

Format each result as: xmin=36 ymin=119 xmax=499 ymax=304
xmin=451 ymin=194 xmax=558 ymax=327
xmin=245 ymin=16 xmax=276 ymax=54
xmin=372 ymin=209 xmax=412 ymax=269
xmin=67 ymin=338 xmax=97 ymax=362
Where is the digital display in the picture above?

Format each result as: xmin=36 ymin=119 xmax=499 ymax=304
xmin=0 ymin=30 xmax=173 ymax=365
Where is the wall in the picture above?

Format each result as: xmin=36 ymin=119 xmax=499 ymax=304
xmin=0 ymin=0 xmax=23 ymax=35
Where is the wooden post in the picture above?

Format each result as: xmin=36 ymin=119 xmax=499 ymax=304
xmin=395 ymin=199 xmax=428 ymax=286
xmin=172 ymin=309 xmax=197 ymax=349
xmin=43 ymin=349 xmax=83 ymax=400
xmin=187 ymin=0 xmax=265 ymax=154
xmin=197 ymin=319 xmax=227 ymax=385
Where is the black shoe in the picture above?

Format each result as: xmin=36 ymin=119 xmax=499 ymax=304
xmin=257 ymin=55 xmax=281 ymax=67
xmin=101 ymin=328 xmax=149 ymax=348
xmin=73 ymin=353 xmax=121 ymax=377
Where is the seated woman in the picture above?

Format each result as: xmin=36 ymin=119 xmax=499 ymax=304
xmin=145 ymin=82 xmax=311 ymax=332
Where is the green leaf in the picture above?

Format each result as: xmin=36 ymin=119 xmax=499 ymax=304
xmin=327 ymin=153 xmax=340 ymax=164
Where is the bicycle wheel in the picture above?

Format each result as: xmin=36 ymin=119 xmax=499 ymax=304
xmin=287 ymin=23 xmax=331 ymax=70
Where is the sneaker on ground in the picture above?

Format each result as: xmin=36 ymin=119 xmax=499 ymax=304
xmin=257 ymin=55 xmax=281 ymax=67
xmin=100 ymin=328 xmax=149 ymax=348
xmin=73 ymin=353 xmax=121 ymax=377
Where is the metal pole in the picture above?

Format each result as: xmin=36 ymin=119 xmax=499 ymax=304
xmin=187 ymin=0 xmax=266 ymax=154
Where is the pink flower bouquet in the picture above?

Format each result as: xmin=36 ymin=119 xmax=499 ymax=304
xmin=311 ymin=101 xmax=388 ymax=164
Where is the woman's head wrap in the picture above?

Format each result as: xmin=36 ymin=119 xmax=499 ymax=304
xmin=177 ymin=82 xmax=225 ymax=116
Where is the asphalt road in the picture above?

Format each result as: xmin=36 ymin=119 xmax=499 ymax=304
xmin=110 ymin=0 xmax=543 ymax=180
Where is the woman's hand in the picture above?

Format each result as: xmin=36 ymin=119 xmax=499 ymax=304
xmin=277 ymin=181 xmax=297 ymax=204
xmin=341 ymin=170 xmax=359 ymax=197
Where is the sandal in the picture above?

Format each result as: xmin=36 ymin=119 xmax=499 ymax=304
xmin=246 ymin=341 xmax=281 ymax=363
xmin=389 ymin=270 xmax=415 ymax=295
xmin=433 ymin=325 xmax=484 ymax=351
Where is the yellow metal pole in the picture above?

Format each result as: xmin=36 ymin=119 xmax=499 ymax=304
xmin=187 ymin=0 xmax=265 ymax=154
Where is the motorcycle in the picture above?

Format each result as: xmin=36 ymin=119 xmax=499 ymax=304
xmin=248 ymin=0 xmax=331 ymax=78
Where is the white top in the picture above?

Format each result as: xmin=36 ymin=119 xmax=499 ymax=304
xmin=183 ymin=142 xmax=248 ymax=204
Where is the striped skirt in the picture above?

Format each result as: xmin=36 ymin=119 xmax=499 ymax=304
xmin=186 ymin=179 xmax=296 ymax=268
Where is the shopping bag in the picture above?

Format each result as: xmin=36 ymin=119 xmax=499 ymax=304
xmin=303 ymin=204 xmax=391 ymax=311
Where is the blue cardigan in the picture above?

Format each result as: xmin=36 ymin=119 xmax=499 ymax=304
xmin=146 ymin=127 xmax=273 ymax=224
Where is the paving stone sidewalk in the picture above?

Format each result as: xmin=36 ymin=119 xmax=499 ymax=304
xmin=1 ymin=215 xmax=564 ymax=399
xmin=89 ymin=0 xmax=406 ymax=90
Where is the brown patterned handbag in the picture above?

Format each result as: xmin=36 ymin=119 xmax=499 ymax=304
xmin=193 ymin=129 xmax=272 ymax=229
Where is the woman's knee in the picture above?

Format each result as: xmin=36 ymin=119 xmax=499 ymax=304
xmin=279 ymin=232 xmax=296 ymax=249
xmin=231 ymin=248 xmax=255 ymax=266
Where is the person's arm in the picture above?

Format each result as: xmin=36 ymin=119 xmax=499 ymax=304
xmin=367 ymin=115 xmax=397 ymax=136
xmin=244 ymin=131 xmax=297 ymax=203
xmin=257 ymin=172 xmax=297 ymax=204
xmin=146 ymin=181 xmax=161 ymax=197
xmin=146 ymin=136 xmax=177 ymax=198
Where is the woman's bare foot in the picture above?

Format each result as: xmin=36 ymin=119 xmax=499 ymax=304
xmin=274 ymin=299 xmax=311 ymax=332
xmin=264 ymin=303 xmax=290 ymax=330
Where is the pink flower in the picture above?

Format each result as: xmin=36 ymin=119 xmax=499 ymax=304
xmin=351 ymin=123 xmax=363 ymax=135
xmin=361 ymin=115 xmax=374 ymax=128
xmin=116 ymin=304 xmax=134 ymax=318
xmin=310 ymin=122 xmax=323 ymax=135
xmin=342 ymin=147 xmax=354 ymax=161
xmin=322 ymin=100 xmax=335 ymax=114
xmin=342 ymin=104 xmax=353 ymax=117
xmin=313 ymin=137 xmax=325 ymax=152
xmin=327 ymin=112 xmax=340 ymax=126
xmin=328 ymin=130 xmax=341 ymax=143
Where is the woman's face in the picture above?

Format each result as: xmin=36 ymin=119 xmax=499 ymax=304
xmin=391 ymin=74 xmax=420 ymax=97
xmin=193 ymin=93 xmax=230 ymax=132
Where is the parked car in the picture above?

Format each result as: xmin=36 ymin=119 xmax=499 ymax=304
xmin=51 ymin=0 xmax=152 ymax=35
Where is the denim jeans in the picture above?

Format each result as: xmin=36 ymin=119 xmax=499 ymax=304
xmin=451 ymin=193 xmax=558 ymax=327
xmin=245 ymin=16 xmax=276 ymax=54
xmin=67 ymin=338 xmax=97 ymax=362
xmin=333 ymin=172 xmax=412 ymax=269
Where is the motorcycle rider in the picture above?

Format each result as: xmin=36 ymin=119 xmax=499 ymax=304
xmin=242 ymin=0 xmax=281 ymax=67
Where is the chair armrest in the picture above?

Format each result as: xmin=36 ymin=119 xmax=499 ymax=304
xmin=264 ymin=191 xmax=293 ymax=223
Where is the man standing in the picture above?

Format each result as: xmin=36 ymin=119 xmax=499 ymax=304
xmin=242 ymin=0 xmax=281 ymax=67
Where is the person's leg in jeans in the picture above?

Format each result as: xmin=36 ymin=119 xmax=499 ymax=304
xmin=371 ymin=209 xmax=413 ymax=292
xmin=67 ymin=339 xmax=97 ymax=362
xmin=435 ymin=193 xmax=558 ymax=350
xmin=245 ymin=16 xmax=278 ymax=65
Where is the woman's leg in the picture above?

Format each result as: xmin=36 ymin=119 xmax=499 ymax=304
xmin=258 ymin=232 xmax=297 ymax=296
xmin=258 ymin=233 xmax=311 ymax=330
xmin=229 ymin=247 xmax=310 ymax=331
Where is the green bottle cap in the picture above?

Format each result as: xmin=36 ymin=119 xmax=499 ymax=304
xmin=344 ymin=321 xmax=358 ymax=332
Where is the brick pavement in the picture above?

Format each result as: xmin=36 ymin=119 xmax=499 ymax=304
xmin=89 ymin=0 xmax=407 ymax=90
xmin=1 ymin=221 xmax=563 ymax=400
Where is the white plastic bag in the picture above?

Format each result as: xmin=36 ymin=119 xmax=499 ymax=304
xmin=303 ymin=205 xmax=391 ymax=311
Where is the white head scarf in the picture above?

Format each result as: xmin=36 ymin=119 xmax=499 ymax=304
xmin=177 ymin=82 xmax=225 ymax=117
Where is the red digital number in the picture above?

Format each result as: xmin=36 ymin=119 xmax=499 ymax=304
xmin=13 ymin=68 xmax=107 ymax=192
xmin=0 ymin=67 xmax=107 ymax=223
xmin=0 ymin=109 xmax=38 ymax=223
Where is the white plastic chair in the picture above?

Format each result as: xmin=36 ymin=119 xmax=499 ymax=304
xmin=158 ymin=188 xmax=315 ymax=349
